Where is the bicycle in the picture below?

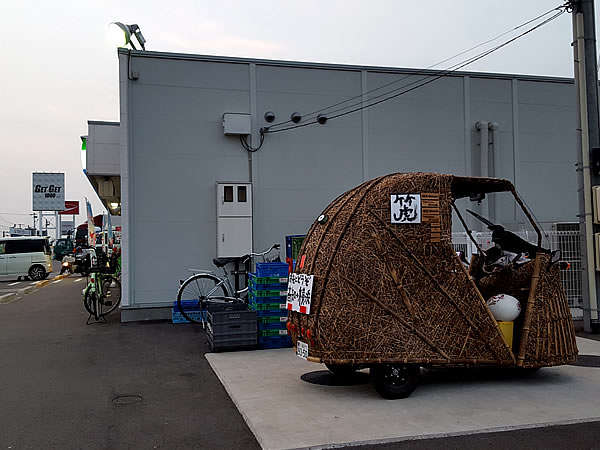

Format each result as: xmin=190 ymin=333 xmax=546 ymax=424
xmin=176 ymin=243 xmax=281 ymax=326
xmin=82 ymin=249 xmax=122 ymax=324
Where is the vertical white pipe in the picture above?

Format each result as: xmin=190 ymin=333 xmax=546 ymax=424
xmin=489 ymin=122 xmax=499 ymax=224
xmin=476 ymin=121 xmax=489 ymax=223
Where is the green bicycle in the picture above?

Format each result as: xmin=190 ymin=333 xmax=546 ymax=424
xmin=82 ymin=249 xmax=121 ymax=324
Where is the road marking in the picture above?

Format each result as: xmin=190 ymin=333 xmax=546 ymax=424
xmin=30 ymin=282 xmax=37 ymax=286
xmin=8 ymin=282 xmax=20 ymax=286
xmin=52 ymin=279 xmax=62 ymax=284
xmin=73 ymin=278 xmax=83 ymax=283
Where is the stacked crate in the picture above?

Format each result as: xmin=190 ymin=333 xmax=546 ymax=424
xmin=172 ymin=300 xmax=206 ymax=324
xmin=285 ymin=235 xmax=305 ymax=273
xmin=248 ymin=262 xmax=292 ymax=349
xmin=206 ymin=303 xmax=257 ymax=351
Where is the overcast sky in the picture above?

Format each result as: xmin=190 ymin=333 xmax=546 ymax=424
xmin=0 ymin=1 xmax=587 ymax=234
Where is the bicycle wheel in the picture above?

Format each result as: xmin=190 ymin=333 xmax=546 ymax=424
xmin=83 ymin=290 xmax=99 ymax=320
xmin=99 ymin=275 xmax=121 ymax=316
xmin=177 ymin=274 xmax=230 ymax=324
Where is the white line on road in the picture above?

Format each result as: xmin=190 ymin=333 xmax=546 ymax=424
xmin=73 ymin=278 xmax=83 ymax=283
xmin=8 ymin=282 xmax=20 ymax=286
xmin=30 ymin=282 xmax=37 ymax=286
xmin=52 ymin=279 xmax=62 ymax=284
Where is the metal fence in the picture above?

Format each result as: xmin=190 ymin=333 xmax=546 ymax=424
xmin=452 ymin=231 xmax=583 ymax=319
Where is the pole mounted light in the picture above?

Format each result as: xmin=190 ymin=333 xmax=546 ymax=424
xmin=109 ymin=22 xmax=146 ymax=50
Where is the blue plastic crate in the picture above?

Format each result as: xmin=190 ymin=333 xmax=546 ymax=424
xmin=286 ymin=235 xmax=305 ymax=260
xmin=254 ymin=308 xmax=289 ymax=318
xmin=172 ymin=310 xmax=207 ymax=324
xmin=255 ymin=262 xmax=289 ymax=278
xmin=248 ymin=273 xmax=288 ymax=285
xmin=257 ymin=321 xmax=288 ymax=330
xmin=248 ymin=293 xmax=287 ymax=304
xmin=249 ymin=281 xmax=288 ymax=291
xmin=173 ymin=300 xmax=203 ymax=312
xmin=257 ymin=335 xmax=293 ymax=349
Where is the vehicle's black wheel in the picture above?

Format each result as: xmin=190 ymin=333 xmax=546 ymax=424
xmin=28 ymin=265 xmax=46 ymax=281
xmin=326 ymin=364 xmax=359 ymax=377
xmin=83 ymin=290 xmax=99 ymax=320
xmin=99 ymin=276 xmax=121 ymax=316
xmin=177 ymin=274 xmax=229 ymax=324
xmin=370 ymin=364 xmax=420 ymax=399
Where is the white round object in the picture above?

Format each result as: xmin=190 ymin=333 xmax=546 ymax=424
xmin=486 ymin=294 xmax=521 ymax=322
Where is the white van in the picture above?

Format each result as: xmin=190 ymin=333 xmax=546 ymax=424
xmin=0 ymin=237 xmax=53 ymax=280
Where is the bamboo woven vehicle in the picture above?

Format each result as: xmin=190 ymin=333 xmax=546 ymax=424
xmin=287 ymin=172 xmax=578 ymax=399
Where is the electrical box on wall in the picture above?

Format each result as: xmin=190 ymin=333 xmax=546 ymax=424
xmin=216 ymin=182 xmax=252 ymax=258
xmin=222 ymin=113 xmax=251 ymax=136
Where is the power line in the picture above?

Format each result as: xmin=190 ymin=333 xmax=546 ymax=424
xmin=266 ymin=8 xmax=567 ymax=134
xmin=266 ymin=4 xmax=566 ymax=132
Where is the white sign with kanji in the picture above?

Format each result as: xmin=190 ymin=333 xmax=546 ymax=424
xmin=390 ymin=193 xmax=421 ymax=224
xmin=287 ymin=273 xmax=314 ymax=314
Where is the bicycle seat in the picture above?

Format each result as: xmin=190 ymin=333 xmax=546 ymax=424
xmin=213 ymin=258 xmax=237 ymax=268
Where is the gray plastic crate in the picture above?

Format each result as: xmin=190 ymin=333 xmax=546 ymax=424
xmin=207 ymin=309 xmax=257 ymax=351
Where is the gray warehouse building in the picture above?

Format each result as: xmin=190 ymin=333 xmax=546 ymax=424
xmin=86 ymin=48 xmax=580 ymax=321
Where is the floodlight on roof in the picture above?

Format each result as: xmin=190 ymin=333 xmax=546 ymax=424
xmin=109 ymin=22 xmax=146 ymax=50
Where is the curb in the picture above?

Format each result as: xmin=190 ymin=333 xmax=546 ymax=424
xmin=18 ymin=286 xmax=37 ymax=296
xmin=0 ymin=293 xmax=17 ymax=304
xmin=35 ymin=280 xmax=50 ymax=288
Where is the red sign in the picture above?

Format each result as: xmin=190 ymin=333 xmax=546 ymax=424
xmin=60 ymin=201 xmax=79 ymax=215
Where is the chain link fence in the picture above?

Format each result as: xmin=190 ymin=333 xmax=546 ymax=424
xmin=452 ymin=231 xmax=583 ymax=319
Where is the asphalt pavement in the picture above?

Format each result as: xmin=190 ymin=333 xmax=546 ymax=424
xmin=1 ymin=278 xmax=600 ymax=449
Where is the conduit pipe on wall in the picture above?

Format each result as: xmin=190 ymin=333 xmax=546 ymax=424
xmin=476 ymin=121 xmax=490 ymax=223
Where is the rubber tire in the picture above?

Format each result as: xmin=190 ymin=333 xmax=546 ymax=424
xmin=370 ymin=364 xmax=420 ymax=399
xmin=326 ymin=364 xmax=359 ymax=377
xmin=28 ymin=265 xmax=47 ymax=281
xmin=83 ymin=290 xmax=99 ymax=320
xmin=177 ymin=274 xmax=230 ymax=324
xmin=99 ymin=276 xmax=121 ymax=316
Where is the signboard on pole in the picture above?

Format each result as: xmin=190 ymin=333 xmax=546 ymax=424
xmin=59 ymin=200 xmax=79 ymax=215
xmin=32 ymin=173 xmax=65 ymax=211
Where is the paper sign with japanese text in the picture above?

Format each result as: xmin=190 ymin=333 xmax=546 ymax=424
xmin=390 ymin=193 xmax=421 ymax=224
xmin=287 ymin=273 xmax=314 ymax=314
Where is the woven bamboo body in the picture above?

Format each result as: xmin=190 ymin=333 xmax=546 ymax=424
xmin=289 ymin=173 xmax=577 ymax=368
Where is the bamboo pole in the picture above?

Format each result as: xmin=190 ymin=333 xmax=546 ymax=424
xmin=517 ymin=254 xmax=543 ymax=366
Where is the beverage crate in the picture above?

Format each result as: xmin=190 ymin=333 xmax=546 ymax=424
xmin=249 ymin=288 xmax=288 ymax=298
xmin=173 ymin=300 xmax=203 ymax=311
xmin=172 ymin=310 xmax=206 ymax=324
xmin=248 ymin=273 xmax=288 ymax=285
xmin=254 ymin=309 xmax=288 ymax=318
xmin=258 ymin=328 xmax=288 ymax=337
xmin=207 ymin=302 xmax=247 ymax=314
xmin=249 ymin=280 xmax=288 ymax=290
xmin=258 ymin=321 xmax=288 ymax=330
xmin=248 ymin=293 xmax=287 ymax=303
xmin=257 ymin=315 xmax=288 ymax=324
xmin=257 ymin=335 xmax=293 ymax=349
xmin=206 ymin=332 xmax=257 ymax=352
xmin=286 ymin=235 xmax=305 ymax=260
xmin=255 ymin=262 xmax=289 ymax=278
xmin=207 ymin=309 xmax=257 ymax=351
xmin=248 ymin=300 xmax=287 ymax=311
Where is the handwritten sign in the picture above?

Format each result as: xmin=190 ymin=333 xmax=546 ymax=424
xmin=390 ymin=193 xmax=421 ymax=224
xmin=287 ymin=273 xmax=314 ymax=314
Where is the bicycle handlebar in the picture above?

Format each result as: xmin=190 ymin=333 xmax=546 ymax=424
xmin=243 ymin=243 xmax=281 ymax=263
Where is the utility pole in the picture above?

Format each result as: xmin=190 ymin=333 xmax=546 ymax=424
xmin=571 ymin=0 xmax=600 ymax=332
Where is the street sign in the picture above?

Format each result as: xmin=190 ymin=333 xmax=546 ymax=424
xmin=32 ymin=173 xmax=65 ymax=211
xmin=60 ymin=200 xmax=79 ymax=215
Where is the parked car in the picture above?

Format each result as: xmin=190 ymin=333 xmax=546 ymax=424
xmin=0 ymin=236 xmax=53 ymax=280
xmin=53 ymin=238 xmax=74 ymax=261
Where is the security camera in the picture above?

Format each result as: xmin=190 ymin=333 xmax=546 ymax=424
xmin=264 ymin=111 xmax=275 ymax=123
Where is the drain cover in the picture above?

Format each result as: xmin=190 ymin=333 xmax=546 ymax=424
xmin=568 ymin=355 xmax=600 ymax=368
xmin=301 ymin=370 xmax=370 ymax=386
xmin=112 ymin=395 xmax=143 ymax=404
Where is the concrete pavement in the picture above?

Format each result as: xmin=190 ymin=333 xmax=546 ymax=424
xmin=207 ymin=339 xmax=600 ymax=449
